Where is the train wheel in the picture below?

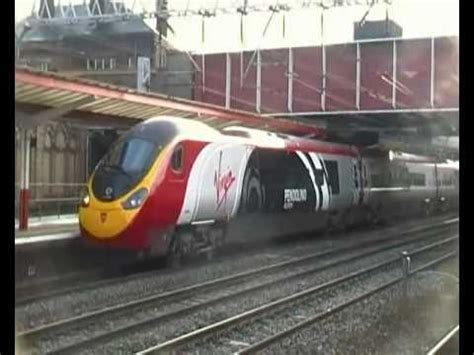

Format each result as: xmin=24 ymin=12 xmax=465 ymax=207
xmin=167 ymin=238 xmax=183 ymax=268
xmin=325 ymin=217 xmax=335 ymax=235
xmin=166 ymin=230 xmax=192 ymax=268
xmin=241 ymin=167 xmax=263 ymax=214
xmin=422 ymin=200 xmax=432 ymax=217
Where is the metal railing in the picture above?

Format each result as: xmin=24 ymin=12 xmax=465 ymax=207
xmin=15 ymin=182 xmax=86 ymax=222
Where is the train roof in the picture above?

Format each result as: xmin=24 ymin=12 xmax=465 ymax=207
xmin=141 ymin=117 xmax=358 ymax=157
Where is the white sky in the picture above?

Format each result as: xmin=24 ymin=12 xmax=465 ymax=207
xmin=15 ymin=0 xmax=458 ymax=53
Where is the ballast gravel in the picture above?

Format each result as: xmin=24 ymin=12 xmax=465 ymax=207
xmin=181 ymin=250 xmax=457 ymax=353
xmin=58 ymin=240 xmax=456 ymax=355
xmin=263 ymin=257 xmax=459 ymax=355
xmin=16 ymin=216 xmax=457 ymax=333
xmin=15 ymin=218 xmax=447 ymax=330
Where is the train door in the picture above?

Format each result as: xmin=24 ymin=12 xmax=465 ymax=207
xmin=433 ymin=163 xmax=441 ymax=201
xmin=361 ymin=159 xmax=369 ymax=203
xmin=353 ymin=156 xmax=365 ymax=205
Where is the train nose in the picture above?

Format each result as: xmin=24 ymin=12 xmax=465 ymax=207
xmin=79 ymin=206 xmax=134 ymax=239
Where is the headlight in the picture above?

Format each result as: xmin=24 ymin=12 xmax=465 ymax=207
xmin=122 ymin=188 xmax=148 ymax=210
xmin=81 ymin=188 xmax=90 ymax=208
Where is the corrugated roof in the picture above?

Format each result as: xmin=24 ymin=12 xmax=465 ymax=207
xmin=15 ymin=66 xmax=323 ymax=137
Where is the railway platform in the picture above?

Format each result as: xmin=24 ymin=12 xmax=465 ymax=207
xmin=15 ymin=215 xmax=79 ymax=245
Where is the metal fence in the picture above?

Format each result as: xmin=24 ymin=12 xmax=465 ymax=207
xmin=15 ymin=182 xmax=86 ymax=222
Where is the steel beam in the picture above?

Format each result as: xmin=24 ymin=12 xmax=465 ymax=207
xmin=356 ymin=42 xmax=361 ymax=110
xmin=225 ymin=53 xmax=231 ymax=109
xmin=256 ymin=49 xmax=261 ymax=113
xmin=392 ymin=40 xmax=397 ymax=109
xmin=430 ymin=36 xmax=435 ymax=108
xmin=288 ymin=47 xmax=293 ymax=112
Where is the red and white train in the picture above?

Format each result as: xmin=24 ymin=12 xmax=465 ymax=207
xmin=79 ymin=117 xmax=459 ymax=259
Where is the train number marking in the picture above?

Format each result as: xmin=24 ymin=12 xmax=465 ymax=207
xmin=283 ymin=188 xmax=307 ymax=210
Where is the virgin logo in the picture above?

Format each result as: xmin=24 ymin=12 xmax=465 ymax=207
xmin=214 ymin=151 xmax=236 ymax=210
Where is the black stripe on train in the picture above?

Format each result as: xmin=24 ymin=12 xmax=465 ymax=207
xmin=239 ymin=148 xmax=334 ymax=213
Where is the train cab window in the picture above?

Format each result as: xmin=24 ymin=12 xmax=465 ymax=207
xmin=324 ymin=160 xmax=340 ymax=195
xmin=171 ymin=145 xmax=183 ymax=172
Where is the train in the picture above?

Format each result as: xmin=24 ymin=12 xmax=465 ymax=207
xmin=78 ymin=117 xmax=459 ymax=260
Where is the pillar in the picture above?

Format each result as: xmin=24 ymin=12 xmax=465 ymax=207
xmin=19 ymin=128 xmax=31 ymax=230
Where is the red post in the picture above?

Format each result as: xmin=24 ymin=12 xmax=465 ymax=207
xmin=18 ymin=128 xmax=30 ymax=231
xmin=19 ymin=189 xmax=30 ymax=230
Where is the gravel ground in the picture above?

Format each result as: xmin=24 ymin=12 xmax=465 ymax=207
xmin=58 ymin=237 xmax=457 ymax=355
xmin=24 ymin=243 xmax=403 ymax=353
xmin=260 ymin=256 xmax=459 ymax=355
xmin=16 ymin=216 xmax=457 ymax=333
xmin=180 ymin=248 xmax=457 ymax=354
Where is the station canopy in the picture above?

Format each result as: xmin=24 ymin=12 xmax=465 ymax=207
xmin=15 ymin=67 xmax=323 ymax=137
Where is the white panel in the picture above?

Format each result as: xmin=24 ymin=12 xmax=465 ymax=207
xmin=177 ymin=142 xmax=253 ymax=224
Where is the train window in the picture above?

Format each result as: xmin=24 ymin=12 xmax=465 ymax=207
xmin=315 ymin=169 xmax=324 ymax=186
xmin=171 ymin=145 xmax=183 ymax=172
xmin=353 ymin=165 xmax=359 ymax=189
xmin=443 ymin=175 xmax=453 ymax=186
xmin=363 ymin=165 xmax=368 ymax=187
xmin=223 ymin=130 xmax=250 ymax=138
xmin=410 ymin=173 xmax=425 ymax=186
xmin=108 ymin=137 xmax=155 ymax=175
xmin=324 ymin=160 xmax=340 ymax=195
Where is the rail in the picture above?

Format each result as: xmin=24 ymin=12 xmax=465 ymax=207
xmin=16 ymin=220 xmax=458 ymax=354
xmin=426 ymin=325 xmax=459 ymax=355
xmin=136 ymin=235 xmax=458 ymax=354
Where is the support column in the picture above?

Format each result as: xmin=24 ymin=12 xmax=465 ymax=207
xmin=321 ymin=8 xmax=326 ymax=111
xmin=392 ymin=40 xmax=397 ymax=109
xmin=430 ymin=36 xmax=435 ymax=108
xmin=225 ymin=53 xmax=231 ymax=109
xmin=356 ymin=42 xmax=361 ymax=110
xmin=287 ymin=47 xmax=293 ymax=112
xmin=202 ymin=53 xmax=206 ymax=94
xmin=19 ymin=128 xmax=31 ymax=230
xmin=256 ymin=49 xmax=261 ymax=113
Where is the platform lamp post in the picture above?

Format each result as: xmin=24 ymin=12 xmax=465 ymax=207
xmin=18 ymin=127 xmax=31 ymax=231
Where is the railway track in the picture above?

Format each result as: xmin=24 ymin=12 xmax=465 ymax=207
xmin=137 ymin=238 xmax=458 ymax=354
xmin=15 ymin=214 xmax=457 ymax=307
xmin=16 ymin=219 xmax=458 ymax=354
xmin=426 ymin=325 xmax=459 ymax=355
xmin=14 ymin=256 xmax=166 ymax=306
